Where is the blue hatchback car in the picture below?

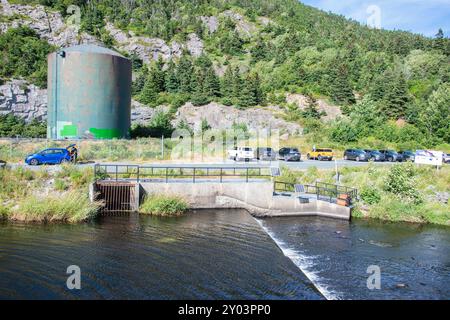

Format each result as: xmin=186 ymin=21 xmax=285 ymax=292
xmin=25 ymin=148 xmax=72 ymax=166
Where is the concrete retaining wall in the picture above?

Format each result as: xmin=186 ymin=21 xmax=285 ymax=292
xmin=139 ymin=181 xmax=351 ymax=220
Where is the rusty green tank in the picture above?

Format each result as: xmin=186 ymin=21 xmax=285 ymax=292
xmin=47 ymin=44 xmax=132 ymax=139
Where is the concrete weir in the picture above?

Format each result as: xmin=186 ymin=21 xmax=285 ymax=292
xmin=92 ymin=181 xmax=352 ymax=220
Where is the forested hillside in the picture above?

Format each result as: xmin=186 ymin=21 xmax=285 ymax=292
xmin=1 ymin=0 xmax=449 ymax=147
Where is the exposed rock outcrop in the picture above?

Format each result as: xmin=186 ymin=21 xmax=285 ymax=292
xmin=221 ymin=10 xmax=257 ymax=37
xmin=200 ymin=16 xmax=219 ymax=34
xmin=0 ymin=0 xmax=99 ymax=46
xmin=286 ymin=93 xmax=343 ymax=122
xmin=105 ymin=22 xmax=203 ymax=62
xmin=0 ymin=80 xmax=47 ymax=122
xmin=174 ymin=102 xmax=302 ymax=135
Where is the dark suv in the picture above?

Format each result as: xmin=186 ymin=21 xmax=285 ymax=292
xmin=398 ymin=150 xmax=415 ymax=162
xmin=379 ymin=150 xmax=403 ymax=162
xmin=278 ymin=148 xmax=301 ymax=162
xmin=256 ymin=147 xmax=276 ymax=161
xmin=364 ymin=150 xmax=385 ymax=162
xmin=344 ymin=149 xmax=368 ymax=161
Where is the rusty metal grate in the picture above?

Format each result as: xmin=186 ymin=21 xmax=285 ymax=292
xmin=96 ymin=182 xmax=136 ymax=213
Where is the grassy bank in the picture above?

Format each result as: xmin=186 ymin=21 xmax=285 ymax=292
xmin=0 ymin=165 xmax=100 ymax=223
xmin=140 ymin=194 xmax=188 ymax=217
xmin=0 ymin=138 xmax=168 ymax=163
xmin=2 ymin=135 xmax=449 ymax=164
xmin=278 ymin=163 xmax=450 ymax=226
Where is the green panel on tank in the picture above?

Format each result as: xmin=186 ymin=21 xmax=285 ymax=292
xmin=89 ymin=128 xmax=121 ymax=139
xmin=47 ymin=44 xmax=132 ymax=140
xmin=60 ymin=124 xmax=78 ymax=137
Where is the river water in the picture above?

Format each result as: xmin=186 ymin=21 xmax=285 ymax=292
xmin=0 ymin=210 xmax=448 ymax=300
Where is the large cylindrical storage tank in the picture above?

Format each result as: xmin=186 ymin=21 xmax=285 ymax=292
xmin=47 ymin=44 xmax=131 ymax=139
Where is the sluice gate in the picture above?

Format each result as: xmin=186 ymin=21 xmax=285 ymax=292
xmin=95 ymin=181 xmax=139 ymax=213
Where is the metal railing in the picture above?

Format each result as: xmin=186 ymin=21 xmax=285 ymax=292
xmin=274 ymin=180 xmax=358 ymax=202
xmin=94 ymin=164 xmax=273 ymax=183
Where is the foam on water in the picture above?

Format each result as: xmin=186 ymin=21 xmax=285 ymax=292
xmin=255 ymin=218 xmax=342 ymax=300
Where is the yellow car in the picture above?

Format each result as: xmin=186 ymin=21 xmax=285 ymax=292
xmin=307 ymin=148 xmax=334 ymax=161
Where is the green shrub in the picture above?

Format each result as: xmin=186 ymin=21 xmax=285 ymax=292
xmin=140 ymin=194 xmax=188 ymax=216
xmin=384 ymin=163 xmax=422 ymax=204
xmin=360 ymin=186 xmax=381 ymax=205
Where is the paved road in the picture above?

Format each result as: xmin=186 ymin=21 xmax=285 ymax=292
xmin=4 ymin=159 xmax=400 ymax=172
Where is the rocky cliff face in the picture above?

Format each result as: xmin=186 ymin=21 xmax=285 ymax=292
xmin=0 ymin=80 xmax=47 ymax=122
xmin=105 ymin=22 xmax=204 ymax=63
xmin=0 ymin=0 xmax=99 ymax=47
xmin=174 ymin=102 xmax=302 ymax=135
xmin=286 ymin=94 xmax=343 ymax=122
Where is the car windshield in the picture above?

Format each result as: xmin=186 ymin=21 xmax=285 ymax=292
xmin=355 ymin=149 xmax=365 ymax=153
xmin=290 ymin=149 xmax=299 ymax=153
xmin=317 ymin=149 xmax=332 ymax=152
xmin=243 ymin=148 xmax=252 ymax=151
xmin=389 ymin=150 xmax=398 ymax=154
xmin=371 ymin=151 xmax=381 ymax=155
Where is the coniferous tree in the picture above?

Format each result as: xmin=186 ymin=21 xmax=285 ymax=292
xmin=231 ymin=66 xmax=243 ymax=102
xmin=191 ymin=69 xmax=210 ymax=106
xmin=251 ymin=37 xmax=268 ymax=63
xmin=382 ymin=72 xmax=410 ymax=120
xmin=221 ymin=65 xmax=234 ymax=99
xmin=177 ymin=54 xmax=194 ymax=93
xmin=237 ymin=74 xmax=256 ymax=108
xmin=139 ymin=61 xmax=164 ymax=106
xmin=248 ymin=72 xmax=264 ymax=105
xmin=165 ymin=60 xmax=179 ymax=93
xmin=329 ymin=62 xmax=356 ymax=105
xmin=433 ymin=29 xmax=445 ymax=52
xmin=153 ymin=56 xmax=166 ymax=92
xmin=302 ymin=95 xmax=322 ymax=119
xmin=204 ymin=67 xmax=221 ymax=98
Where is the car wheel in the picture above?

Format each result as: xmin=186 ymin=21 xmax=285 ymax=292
xmin=356 ymin=156 xmax=360 ymax=162
xmin=344 ymin=155 xmax=348 ymax=160
xmin=388 ymin=157 xmax=393 ymax=162
xmin=60 ymin=158 xmax=69 ymax=164
xmin=30 ymin=159 xmax=39 ymax=166
xmin=318 ymin=155 xmax=323 ymax=161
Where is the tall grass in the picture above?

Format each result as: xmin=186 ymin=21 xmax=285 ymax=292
xmin=140 ymin=194 xmax=188 ymax=216
xmin=10 ymin=191 xmax=100 ymax=223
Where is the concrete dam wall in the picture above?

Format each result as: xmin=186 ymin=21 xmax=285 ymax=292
xmin=138 ymin=181 xmax=351 ymax=220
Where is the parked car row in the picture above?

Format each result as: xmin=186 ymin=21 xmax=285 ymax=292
xmin=343 ymin=149 xmax=418 ymax=162
xmin=228 ymin=146 xmax=449 ymax=164
xmin=228 ymin=147 xmax=335 ymax=162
